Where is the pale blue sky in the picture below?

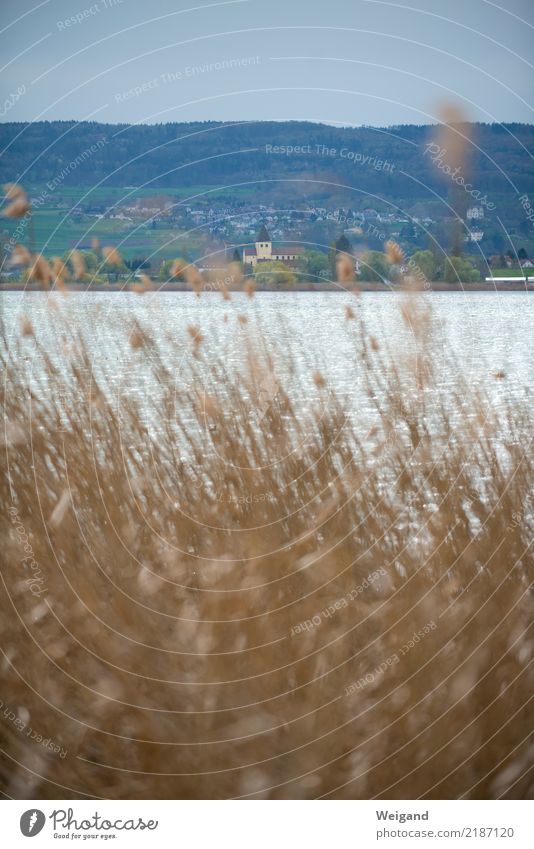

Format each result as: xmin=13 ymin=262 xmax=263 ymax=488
xmin=1 ymin=0 xmax=532 ymax=126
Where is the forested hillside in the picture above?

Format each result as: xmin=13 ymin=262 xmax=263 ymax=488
xmin=1 ymin=120 xmax=532 ymax=203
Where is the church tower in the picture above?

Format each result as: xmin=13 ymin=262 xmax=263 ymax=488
xmin=255 ymin=224 xmax=272 ymax=260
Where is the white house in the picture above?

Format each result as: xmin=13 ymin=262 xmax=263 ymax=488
xmin=468 ymin=230 xmax=484 ymax=243
xmin=467 ymin=206 xmax=485 ymax=220
xmin=242 ymin=225 xmax=305 ymax=267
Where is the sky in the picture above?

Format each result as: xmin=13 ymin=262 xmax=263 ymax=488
xmin=1 ymin=0 xmax=532 ymax=127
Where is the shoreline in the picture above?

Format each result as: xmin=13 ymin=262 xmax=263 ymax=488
xmin=1 ymin=281 xmax=533 ymax=293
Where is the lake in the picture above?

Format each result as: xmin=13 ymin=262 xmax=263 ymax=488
xmin=2 ymin=292 xmax=532 ymax=427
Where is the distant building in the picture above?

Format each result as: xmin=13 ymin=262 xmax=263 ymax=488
xmin=362 ymin=208 xmax=380 ymax=220
xmin=467 ymin=206 xmax=485 ymax=220
xmin=467 ymin=230 xmax=484 ymax=243
xmin=242 ymin=225 xmax=305 ymax=267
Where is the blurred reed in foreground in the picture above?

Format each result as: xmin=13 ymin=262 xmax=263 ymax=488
xmin=1 ymin=292 xmax=533 ymax=800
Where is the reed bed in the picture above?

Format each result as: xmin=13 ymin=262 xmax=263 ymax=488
xmin=1 ymin=289 xmax=533 ymax=800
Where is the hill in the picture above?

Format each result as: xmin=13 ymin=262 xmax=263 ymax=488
xmin=1 ymin=120 xmax=532 ymax=203
xmin=1 ymin=121 xmax=533 ymax=262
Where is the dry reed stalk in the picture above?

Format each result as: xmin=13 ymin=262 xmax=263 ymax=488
xmin=336 ymin=252 xmax=355 ymax=284
xmin=2 ymin=183 xmax=30 ymax=218
xmin=102 ymin=247 xmax=122 ymax=266
xmin=0 ymin=283 xmax=532 ymax=802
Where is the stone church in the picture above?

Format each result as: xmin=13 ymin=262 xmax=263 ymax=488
xmin=242 ymin=225 xmax=305 ymax=267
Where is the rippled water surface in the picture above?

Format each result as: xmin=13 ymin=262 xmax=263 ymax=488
xmin=2 ymin=291 xmax=532 ymax=415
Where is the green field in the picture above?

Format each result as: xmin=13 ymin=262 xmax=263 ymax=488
xmin=0 ymin=183 xmax=256 ymax=262
xmin=2 ymin=210 xmax=198 ymax=261
xmin=488 ymin=267 xmax=533 ymax=278
xmin=2 ymin=205 xmax=216 ymax=266
xmin=28 ymin=183 xmax=256 ymax=206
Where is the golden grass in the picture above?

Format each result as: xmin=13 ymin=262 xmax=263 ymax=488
xmin=1 ymin=292 xmax=533 ymax=800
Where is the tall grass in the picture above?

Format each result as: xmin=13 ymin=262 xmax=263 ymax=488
xmin=1 ymin=287 xmax=532 ymax=800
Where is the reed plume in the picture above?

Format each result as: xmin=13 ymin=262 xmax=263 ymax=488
xmin=1 ymin=290 xmax=532 ymax=800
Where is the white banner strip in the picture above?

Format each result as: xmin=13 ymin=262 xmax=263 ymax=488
xmin=2 ymin=799 xmax=532 ymax=848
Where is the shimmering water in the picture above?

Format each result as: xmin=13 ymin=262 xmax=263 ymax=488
xmin=2 ymin=291 xmax=532 ymax=417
